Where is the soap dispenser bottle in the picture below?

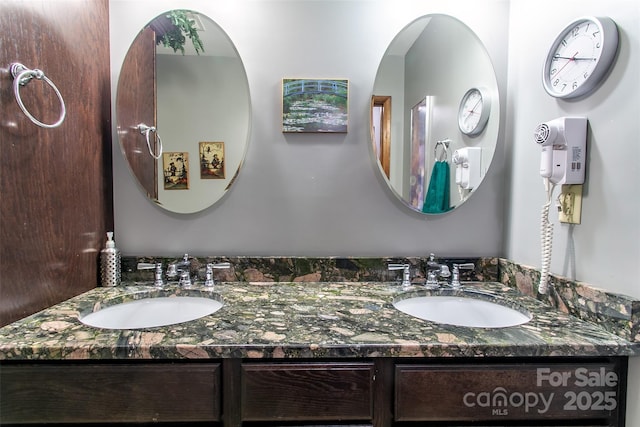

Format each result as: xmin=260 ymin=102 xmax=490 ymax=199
xmin=100 ymin=232 xmax=121 ymax=287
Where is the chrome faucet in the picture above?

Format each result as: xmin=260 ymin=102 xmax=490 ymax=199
xmin=450 ymin=263 xmax=475 ymax=288
xmin=388 ymin=263 xmax=412 ymax=287
xmin=137 ymin=261 xmax=165 ymax=287
xmin=425 ymin=253 xmax=451 ymax=288
xmin=425 ymin=265 xmax=451 ymax=288
xmin=204 ymin=262 xmax=231 ymax=287
xmin=167 ymin=254 xmax=192 ymax=287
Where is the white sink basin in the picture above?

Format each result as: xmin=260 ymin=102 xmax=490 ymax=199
xmin=80 ymin=295 xmax=223 ymax=330
xmin=393 ymin=293 xmax=531 ymax=328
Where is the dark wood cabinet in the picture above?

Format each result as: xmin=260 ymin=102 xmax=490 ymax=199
xmin=0 ymin=357 xmax=628 ymax=426
xmin=240 ymin=362 xmax=374 ymax=422
xmin=1 ymin=363 xmax=221 ymax=424
xmin=395 ymin=360 xmax=626 ymax=425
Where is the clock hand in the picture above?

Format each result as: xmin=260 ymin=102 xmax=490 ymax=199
xmin=553 ymin=51 xmax=579 ymax=77
xmin=467 ymin=98 xmax=482 ymax=115
xmin=554 ymin=55 xmax=596 ymax=61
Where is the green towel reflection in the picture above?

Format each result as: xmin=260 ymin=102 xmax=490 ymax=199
xmin=422 ymin=160 xmax=451 ymax=214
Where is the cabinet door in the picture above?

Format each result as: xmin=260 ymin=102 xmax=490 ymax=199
xmin=1 ymin=363 xmax=221 ymax=423
xmin=241 ymin=362 xmax=374 ymax=422
xmin=395 ymin=362 xmax=624 ymax=425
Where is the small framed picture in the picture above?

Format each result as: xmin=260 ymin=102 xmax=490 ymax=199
xmin=282 ymin=78 xmax=348 ymax=133
xmin=199 ymin=141 xmax=225 ymax=179
xmin=162 ymin=152 xmax=189 ymax=190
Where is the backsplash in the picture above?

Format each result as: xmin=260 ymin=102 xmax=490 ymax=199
xmin=121 ymin=255 xmax=638 ymax=343
xmin=498 ymin=258 xmax=640 ymax=343
xmin=123 ymin=256 xmax=498 ymax=284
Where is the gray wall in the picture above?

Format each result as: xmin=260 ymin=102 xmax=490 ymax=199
xmin=156 ymin=54 xmax=249 ymax=213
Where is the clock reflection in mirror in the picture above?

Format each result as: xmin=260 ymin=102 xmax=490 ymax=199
xmin=371 ymin=14 xmax=500 ymax=215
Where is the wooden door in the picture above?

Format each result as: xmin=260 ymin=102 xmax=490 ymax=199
xmin=371 ymin=95 xmax=391 ymax=179
xmin=0 ymin=0 xmax=112 ymax=326
xmin=116 ymin=26 xmax=158 ymax=200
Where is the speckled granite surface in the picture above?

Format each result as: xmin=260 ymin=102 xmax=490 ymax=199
xmin=0 ymin=281 xmax=637 ymax=361
xmin=124 ymin=255 xmax=640 ymax=344
xmin=123 ymin=256 xmax=498 ymax=284
xmin=498 ymin=258 xmax=640 ymax=343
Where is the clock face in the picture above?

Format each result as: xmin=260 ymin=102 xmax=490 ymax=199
xmin=543 ymin=17 xmax=619 ymax=99
xmin=458 ymin=88 xmax=490 ymax=136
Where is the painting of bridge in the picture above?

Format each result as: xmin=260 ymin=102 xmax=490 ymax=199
xmin=282 ymin=78 xmax=348 ymax=133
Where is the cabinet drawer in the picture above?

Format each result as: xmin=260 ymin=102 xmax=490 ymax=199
xmin=1 ymin=363 xmax=221 ymax=423
xmin=241 ymin=362 xmax=374 ymax=421
xmin=395 ymin=363 xmax=623 ymax=424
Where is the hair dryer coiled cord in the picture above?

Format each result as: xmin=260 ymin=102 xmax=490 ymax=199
xmin=539 ymin=178 xmax=556 ymax=294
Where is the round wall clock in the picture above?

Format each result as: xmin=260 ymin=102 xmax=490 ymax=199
xmin=542 ymin=16 xmax=619 ymax=99
xmin=458 ymin=87 xmax=491 ymax=137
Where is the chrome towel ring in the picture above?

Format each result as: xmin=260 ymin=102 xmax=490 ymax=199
xmin=136 ymin=123 xmax=163 ymax=159
xmin=434 ymin=139 xmax=451 ymax=162
xmin=10 ymin=62 xmax=66 ymax=129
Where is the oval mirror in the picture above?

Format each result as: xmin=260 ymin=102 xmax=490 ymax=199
xmin=116 ymin=10 xmax=251 ymax=214
xmin=371 ymin=14 xmax=499 ymax=214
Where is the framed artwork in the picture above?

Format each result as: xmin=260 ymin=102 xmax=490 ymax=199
xmin=199 ymin=141 xmax=225 ymax=179
xmin=282 ymin=78 xmax=348 ymax=133
xmin=162 ymin=152 xmax=189 ymax=190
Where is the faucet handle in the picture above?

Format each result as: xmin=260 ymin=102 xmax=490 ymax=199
xmin=388 ymin=263 xmax=411 ymax=287
xmin=211 ymin=262 xmax=231 ymax=269
xmin=204 ymin=264 xmax=215 ymax=287
xmin=204 ymin=262 xmax=231 ymax=287
xmin=451 ymin=263 xmax=475 ymax=288
xmin=204 ymin=262 xmax=231 ymax=286
xmin=137 ymin=262 xmax=165 ymax=287
xmin=153 ymin=263 xmax=164 ymax=288
xmin=455 ymin=262 xmax=475 ymax=270
xmin=136 ymin=262 xmax=155 ymax=270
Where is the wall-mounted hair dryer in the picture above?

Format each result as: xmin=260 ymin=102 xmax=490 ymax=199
xmin=534 ymin=116 xmax=588 ymax=295
xmin=452 ymin=147 xmax=482 ymax=190
xmin=533 ymin=117 xmax=587 ymax=185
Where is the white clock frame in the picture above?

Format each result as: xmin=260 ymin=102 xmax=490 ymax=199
xmin=457 ymin=87 xmax=491 ymax=137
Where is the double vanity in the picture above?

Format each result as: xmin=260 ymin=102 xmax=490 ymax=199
xmin=2 ymin=2 xmax=638 ymax=426
xmin=1 ymin=259 xmax=638 ymax=426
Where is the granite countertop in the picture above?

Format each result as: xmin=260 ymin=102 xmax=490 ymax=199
xmin=0 ymin=281 xmax=638 ymax=360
